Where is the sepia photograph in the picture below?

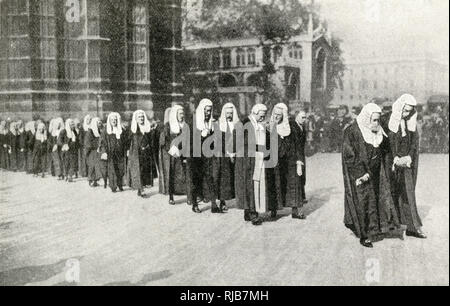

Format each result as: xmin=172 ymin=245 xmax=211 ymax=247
xmin=0 ymin=0 xmax=448 ymax=290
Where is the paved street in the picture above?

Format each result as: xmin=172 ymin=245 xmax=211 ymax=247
xmin=0 ymin=154 xmax=448 ymax=286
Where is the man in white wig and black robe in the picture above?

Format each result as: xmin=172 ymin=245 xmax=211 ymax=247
xmin=86 ymin=117 xmax=103 ymax=187
xmin=268 ymin=103 xmax=306 ymax=220
xmin=158 ymin=107 xmax=172 ymax=195
xmin=388 ymin=94 xmax=426 ymax=239
xmin=342 ymin=103 xmax=401 ymax=248
xmin=58 ymin=119 xmax=79 ymax=182
xmin=99 ymin=112 xmax=127 ymax=193
xmin=161 ymin=105 xmax=193 ymax=205
xmin=192 ymin=99 xmax=219 ymax=213
xmin=127 ymin=110 xmax=157 ymax=197
xmin=215 ymin=102 xmax=240 ymax=212
xmin=235 ymin=103 xmax=270 ymax=226
xmin=49 ymin=118 xmax=65 ymax=180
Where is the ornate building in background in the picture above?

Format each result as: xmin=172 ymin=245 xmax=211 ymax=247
xmin=0 ymin=0 xmax=183 ymax=120
xmin=183 ymin=16 xmax=332 ymax=116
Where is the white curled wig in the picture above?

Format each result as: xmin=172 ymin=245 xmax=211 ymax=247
xmin=0 ymin=121 xmax=6 ymax=135
xmin=389 ymin=94 xmax=418 ymax=136
xmin=219 ymin=103 xmax=239 ymax=133
xmin=131 ymin=110 xmax=151 ymax=134
xmin=106 ymin=112 xmax=123 ymax=139
xmin=51 ymin=118 xmax=65 ymax=137
xmin=164 ymin=107 xmax=172 ymax=125
xmin=25 ymin=121 xmax=36 ymax=135
xmin=195 ymin=98 xmax=214 ymax=133
xmin=65 ymin=119 xmax=76 ymax=142
xmin=83 ymin=115 xmax=92 ymax=132
xmin=357 ymin=103 xmax=385 ymax=148
xmin=90 ymin=117 xmax=101 ymax=138
xmin=16 ymin=120 xmax=24 ymax=134
xmin=271 ymin=103 xmax=291 ymax=138
xmin=36 ymin=122 xmax=48 ymax=142
xmin=169 ymin=105 xmax=185 ymax=135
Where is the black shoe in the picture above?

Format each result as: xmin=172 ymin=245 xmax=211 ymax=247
xmin=270 ymin=210 xmax=277 ymax=219
xmin=92 ymin=181 xmax=99 ymax=187
xmin=192 ymin=205 xmax=201 ymax=214
xmin=406 ymin=230 xmax=427 ymax=239
xmin=251 ymin=217 xmax=263 ymax=226
xmin=211 ymin=206 xmax=223 ymax=214
xmin=220 ymin=201 xmax=229 ymax=212
xmin=137 ymin=190 xmax=143 ymax=197
xmin=292 ymin=213 xmax=306 ymax=220
xmin=302 ymin=199 xmax=309 ymax=205
xmin=118 ymin=186 xmax=124 ymax=192
xmin=111 ymin=189 xmax=117 ymax=193
xmin=360 ymin=238 xmax=374 ymax=248
xmin=169 ymin=200 xmax=175 ymax=205
xmin=244 ymin=210 xmax=251 ymax=221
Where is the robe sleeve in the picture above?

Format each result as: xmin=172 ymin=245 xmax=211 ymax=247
xmin=57 ymin=130 xmax=66 ymax=147
xmin=342 ymin=127 xmax=368 ymax=179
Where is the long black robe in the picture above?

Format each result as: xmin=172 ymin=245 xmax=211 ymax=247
xmin=25 ymin=130 xmax=35 ymax=173
xmin=388 ymin=127 xmax=422 ymax=232
xmin=291 ymin=121 xmax=307 ymax=201
xmin=267 ymin=121 xmax=305 ymax=210
xmin=0 ymin=133 xmax=9 ymax=169
xmin=191 ymin=121 xmax=218 ymax=203
xmin=127 ymin=128 xmax=157 ymax=190
xmin=235 ymin=117 xmax=271 ymax=212
xmin=58 ymin=129 xmax=79 ymax=178
xmin=99 ymin=131 xmax=127 ymax=191
xmin=17 ymin=131 xmax=26 ymax=171
xmin=32 ymin=136 xmax=48 ymax=175
xmin=7 ymin=132 xmax=18 ymax=171
xmin=161 ymin=122 xmax=193 ymax=197
xmin=342 ymin=123 xmax=400 ymax=240
xmin=215 ymin=126 xmax=236 ymax=202
xmin=85 ymin=129 xmax=102 ymax=182
xmin=79 ymin=129 xmax=89 ymax=177
xmin=158 ymin=124 xmax=170 ymax=195
xmin=49 ymin=134 xmax=63 ymax=177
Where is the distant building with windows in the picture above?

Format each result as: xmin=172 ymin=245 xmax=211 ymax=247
xmin=0 ymin=0 xmax=183 ymax=120
xmin=183 ymin=16 xmax=333 ymax=116
xmin=331 ymin=54 xmax=449 ymax=108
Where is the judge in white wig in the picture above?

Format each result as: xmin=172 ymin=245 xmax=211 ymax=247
xmin=215 ymin=103 xmax=240 ymax=212
xmin=342 ymin=102 xmax=403 ymax=248
xmin=79 ymin=115 xmax=92 ymax=178
xmin=50 ymin=117 xmax=65 ymax=179
xmin=24 ymin=121 xmax=36 ymax=173
xmin=162 ymin=105 xmax=193 ymax=204
xmin=388 ymin=94 xmax=426 ymax=239
xmin=128 ymin=110 xmax=156 ymax=197
xmin=60 ymin=119 xmax=79 ymax=182
xmin=32 ymin=122 xmax=48 ymax=177
xmin=0 ymin=120 xmax=9 ymax=170
xmin=235 ymin=103 xmax=268 ymax=226
xmin=99 ymin=112 xmax=126 ymax=193
xmin=85 ymin=117 xmax=102 ymax=186
xmin=192 ymin=98 xmax=218 ymax=214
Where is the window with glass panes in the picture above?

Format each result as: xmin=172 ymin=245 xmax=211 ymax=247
xmin=128 ymin=1 xmax=149 ymax=82
xmin=236 ymin=48 xmax=245 ymax=67
xmin=6 ymin=0 xmax=30 ymax=80
xmin=38 ymin=0 xmax=57 ymax=80
xmin=222 ymin=49 xmax=231 ymax=69
xmin=247 ymin=48 xmax=256 ymax=65
xmin=63 ymin=17 xmax=86 ymax=80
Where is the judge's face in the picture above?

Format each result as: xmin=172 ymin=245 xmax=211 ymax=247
xmin=225 ymin=108 xmax=234 ymax=122
xmin=204 ymin=106 xmax=212 ymax=121
xmin=38 ymin=126 xmax=44 ymax=133
xmin=402 ymin=104 xmax=415 ymax=119
xmin=110 ymin=117 xmax=118 ymax=127
xmin=69 ymin=121 xmax=75 ymax=130
xmin=369 ymin=113 xmax=381 ymax=132
xmin=137 ymin=113 xmax=145 ymax=125
xmin=255 ymin=111 xmax=267 ymax=123
xmin=297 ymin=112 xmax=307 ymax=125
xmin=86 ymin=117 xmax=92 ymax=125
xmin=273 ymin=108 xmax=284 ymax=124
xmin=177 ymin=109 xmax=185 ymax=122
xmin=97 ymin=120 xmax=103 ymax=129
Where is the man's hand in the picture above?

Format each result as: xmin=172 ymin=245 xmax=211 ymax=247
xmin=52 ymin=145 xmax=58 ymax=152
xmin=356 ymin=173 xmax=370 ymax=186
xmin=297 ymin=161 xmax=304 ymax=177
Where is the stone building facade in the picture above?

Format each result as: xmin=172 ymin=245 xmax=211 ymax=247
xmin=0 ymin=0 xmax=183 ymax=121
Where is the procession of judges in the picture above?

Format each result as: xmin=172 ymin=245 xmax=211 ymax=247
xmin=0 ymin=93 xmax=427 ymax=248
